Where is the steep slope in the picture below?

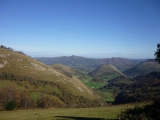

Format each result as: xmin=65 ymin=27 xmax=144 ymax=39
xmin=0 ymin=47 xmax=101 ymax=107
xmin=50 ymin=64 xmax=80 ymax=77
xmin=89 ymin=64 xmax=125 ymax=77
xmin=123 ymin=59 xmax=160 ymax=77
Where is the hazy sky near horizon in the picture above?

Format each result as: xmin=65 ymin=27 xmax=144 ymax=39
xmin=0 ymin=0 xmax=160 ymax=59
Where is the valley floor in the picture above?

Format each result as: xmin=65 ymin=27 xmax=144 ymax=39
xmin=0 ymin=104 xmax=140 ymax=120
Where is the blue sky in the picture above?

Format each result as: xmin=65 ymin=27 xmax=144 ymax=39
xmin=0 ymin=0 xmax=160 ymax=59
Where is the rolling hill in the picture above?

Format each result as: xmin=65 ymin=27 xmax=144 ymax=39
xmin=89 ymin=64 xmax=125 ymax=77
xmin=123 ymin=59 xmax=160 ymax=77
xmin=0 ymin=47 xmax=102 ymax=108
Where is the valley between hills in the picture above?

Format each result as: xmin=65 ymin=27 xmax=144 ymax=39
xmin=36 ymin=55 xmax=160 ymax=104
xmin=0 ymin=45 xmax=160 ymax=119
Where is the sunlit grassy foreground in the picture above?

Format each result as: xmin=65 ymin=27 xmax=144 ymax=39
xmin=0 ymin=104 xmax=137 ymax=120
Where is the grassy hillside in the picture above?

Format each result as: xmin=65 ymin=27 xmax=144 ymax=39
xmin=123 ymin=59 xmax=160 ymax=77
xmin=89 ymin=64 xmax=125 ymax=77
xmin=0 ymin=47 xmax=102 ymax=108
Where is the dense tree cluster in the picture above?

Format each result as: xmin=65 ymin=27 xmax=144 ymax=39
xmin=0 ymin=85 xmax=62 ymax=110
xmin=0 ymin=85 xmax=29 ymax=110
xmin=155 ymin=43 xmax=160 ymax=64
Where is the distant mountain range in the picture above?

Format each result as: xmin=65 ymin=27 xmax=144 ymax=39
xmin=35 ymin=56 xmax=144 ymax=71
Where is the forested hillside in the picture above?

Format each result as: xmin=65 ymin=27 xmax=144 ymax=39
xmin=113 ymin=72 xmax=160 ymax=104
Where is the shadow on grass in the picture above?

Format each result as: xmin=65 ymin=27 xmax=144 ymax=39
xmin=55 ymin=116 xmax=108 ymax=120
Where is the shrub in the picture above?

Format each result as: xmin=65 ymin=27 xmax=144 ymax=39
xmin=6 ymin=101 xmax=17 ymax=111
xmin=118 ymin=100 xmax=160 ymax=120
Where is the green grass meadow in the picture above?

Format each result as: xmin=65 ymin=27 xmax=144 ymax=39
xmin=0 ymin=104 xmax=136 ymax=120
